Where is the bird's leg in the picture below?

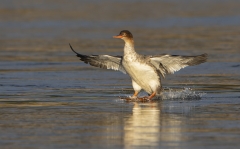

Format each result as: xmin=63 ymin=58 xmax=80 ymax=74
xmin=125 ymin=91 xmax=156 ymax=102
xmin=123 ymin=91 xmax=139 ymax=101
xmin=137 ymin=92 xmax=156 ymax=102
xmin=132 ymin=91 xmax=139 ymax=99
xmin=147 ymin=92 xmax=156 ymax=100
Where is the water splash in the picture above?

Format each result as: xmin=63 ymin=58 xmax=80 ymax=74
xmin=161 ymin=87 xmax=206 ymax=100
xmin=117 ymin=87 xmax=206 ymax=102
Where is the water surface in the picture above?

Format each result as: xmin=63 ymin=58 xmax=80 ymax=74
xmin=1 ymin=0 xmax=240 ymax=149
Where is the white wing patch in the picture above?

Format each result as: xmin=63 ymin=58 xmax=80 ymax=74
xmin=150 ymin=54 xmax=207 ymax=77
xmin=70 ymin=44 xmax=126 ymax=74
xmin=97 ymin=55 xmax=126 ymax=73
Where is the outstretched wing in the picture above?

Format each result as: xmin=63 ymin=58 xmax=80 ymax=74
xmin=150 ymin=53 xmax=207 ymax=78
xmin=69 ymin=44 xmax=126 ymax=74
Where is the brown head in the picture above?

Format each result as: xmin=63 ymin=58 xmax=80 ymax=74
xmin=113 ymin=30 xmax=134 ymax=43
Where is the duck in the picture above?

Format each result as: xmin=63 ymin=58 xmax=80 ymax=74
xmin=69 ymin=30 xmax=207 ymax=101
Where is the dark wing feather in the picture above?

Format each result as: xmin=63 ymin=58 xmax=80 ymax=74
xmin=69 ymin=44 xmax=126 ymax=74
xmin=150 ymin=53 xmax=207 ymax=77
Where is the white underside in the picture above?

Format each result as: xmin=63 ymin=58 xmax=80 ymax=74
xmin=123 ymin=61 xmax=160 ymax=94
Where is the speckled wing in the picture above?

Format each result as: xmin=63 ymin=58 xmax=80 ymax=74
xmin=150 ymin=53 xmax=208 ymax=78
xmin=69 ymin=44 xmax=126 ymax=74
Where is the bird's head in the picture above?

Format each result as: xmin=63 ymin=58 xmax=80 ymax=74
xmin=113 ymin=30 xmax=134 ymax=43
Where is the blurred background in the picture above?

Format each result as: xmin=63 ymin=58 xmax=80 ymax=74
xmin=1 ymin=0 xmax=240 ymax=62
xmin=0 ymin=0 xmax=240 ymax=149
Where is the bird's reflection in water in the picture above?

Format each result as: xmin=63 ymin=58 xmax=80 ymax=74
xmin=124 ymin=102 xmax=184 ymax=148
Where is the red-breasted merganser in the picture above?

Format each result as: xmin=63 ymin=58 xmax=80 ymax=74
xmin=69 ymin=30 xmax=207 ymax=100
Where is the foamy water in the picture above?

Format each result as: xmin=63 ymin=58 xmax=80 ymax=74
xmin=162 ymin=87 xmax=205 ymax=100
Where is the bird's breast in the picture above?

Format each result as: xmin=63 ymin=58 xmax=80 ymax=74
xmin=122 ymin=59 xmax=160 ymax=93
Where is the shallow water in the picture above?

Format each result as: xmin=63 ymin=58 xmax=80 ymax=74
xmin=1 ymin=0 xmax=240 ymax=149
